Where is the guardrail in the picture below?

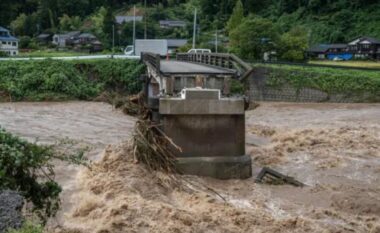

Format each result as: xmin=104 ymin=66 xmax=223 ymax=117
xmin=176 ymin=53 xmax=253 ymax=80
xmin=141 ymin=52 xmax=161 ymax=72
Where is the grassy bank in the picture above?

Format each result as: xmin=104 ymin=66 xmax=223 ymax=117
xmin=253 ymin=64 xmax=380 ymax=102
xmin=0 ymin=59 xmax=145 ymax=101
xmin=309 ymin=60 xmax=380 ymax=69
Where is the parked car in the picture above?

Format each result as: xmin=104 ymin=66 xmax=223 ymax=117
xmin=187 ymin=48 xmax=212 ymax=54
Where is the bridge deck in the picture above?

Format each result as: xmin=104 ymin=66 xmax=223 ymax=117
xmin=159 ymin=61 xmax=236 ymax=76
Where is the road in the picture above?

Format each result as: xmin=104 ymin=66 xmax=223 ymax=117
xmin=0 ymin=54 xmax=140 ymax=61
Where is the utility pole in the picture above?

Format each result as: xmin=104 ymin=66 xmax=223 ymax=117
xmin=144 ymin=0 xmax=147 ymax=39
xmin=215 ymin=29 xmax=218 ymax=53
xmin=192 ymin=8 xmax=197 ymax=49
xmin=133 ymin=5 xmax=136 ymax=55
xmin=112 ymin=24 xmax=115 ymax=54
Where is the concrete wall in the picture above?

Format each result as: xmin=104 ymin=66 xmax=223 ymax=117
xmin=249 ymin=67 xmax=370 ymax=103
xmin=162 ymin=115 xmax=245 ymax=158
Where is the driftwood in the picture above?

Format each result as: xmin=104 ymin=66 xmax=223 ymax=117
xmin=132 ymin=119 xmax=181 ymax=173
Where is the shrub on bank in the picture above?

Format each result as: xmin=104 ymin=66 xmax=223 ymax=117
xmin=0 ymin=59 xmax=145 ymax=101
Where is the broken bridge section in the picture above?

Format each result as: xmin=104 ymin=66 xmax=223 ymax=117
xmin=141 ymin=52 xmax=253 ymax=179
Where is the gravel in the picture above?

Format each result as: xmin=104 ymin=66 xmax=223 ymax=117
xmin=0 ymin=190 xmax=24 ymax=233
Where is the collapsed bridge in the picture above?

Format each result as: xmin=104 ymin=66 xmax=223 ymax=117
xmin=141 ymin=52 xmax=254 ymax=179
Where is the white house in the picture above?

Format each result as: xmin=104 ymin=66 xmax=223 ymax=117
xmin=159 ymin=20 xmax=187 ymax=28
xmin=115 ymin=15 xmax=143 ymax=24
xmin=0 ymin=26 xmax=19 ymax=56
xmin=52 ymin=31 xmax=81 ymax=47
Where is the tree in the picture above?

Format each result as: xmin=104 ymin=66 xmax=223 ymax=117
xmin=226 ymin=0 xmax=244 ymax=35
xmin=59 ymin=14 xmax=82 ymax=31
xmin=103 ymin=8 xmax=115 ymax=39
xmin=10 ymin=13 xmax=37 ymax=37
xmin=10 ymin=14 xmax=28 ymax=36
xmin=229 ymin=15 xmax=278 ymax=60
xmin=278 ymin=26 xmax=308 ymax=61
xmin=0 ymin=127 xmax=85 ymax=222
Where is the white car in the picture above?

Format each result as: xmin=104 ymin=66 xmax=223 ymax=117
xmin=187 ymin=49 xmax=212 ymax=54
xmin=124 ymin=45 xmax=134 ymax=56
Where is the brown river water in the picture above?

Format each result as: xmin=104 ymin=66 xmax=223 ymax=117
xmin=0 ymin=101 xmax=379 ymax=233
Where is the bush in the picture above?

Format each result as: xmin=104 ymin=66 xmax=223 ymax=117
xmin=19 ymin=36 xmax=32 ymax=49
xmin=0 ymin=59 xmax=145 ymax=101
xmin=0 ymin=51 xmax=9 ymax=57
xmin=7 ymin=222 xmax=43 ymax=233
xmin=0 ymin=127 xmax=86 ymax=221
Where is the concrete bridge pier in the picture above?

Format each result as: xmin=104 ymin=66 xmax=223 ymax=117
xmin=159 ymin=89 xmax=252 ymax=179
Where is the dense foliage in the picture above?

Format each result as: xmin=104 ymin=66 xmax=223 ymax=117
xmin=0 ymin=128 xmax=60 ymax=219
xmin=1 ymin=0 xmax=379 ymax=53
xmin=0 ymin=59 xmax=145 ymax=101
xmin=255 ymin=64 xmax=380 ymax=102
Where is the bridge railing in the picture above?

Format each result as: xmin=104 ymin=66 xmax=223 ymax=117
xmin=176 ymin=53 xmax=253 ymax=80
xmin=141 ymin=52 xmax=161 ymax=72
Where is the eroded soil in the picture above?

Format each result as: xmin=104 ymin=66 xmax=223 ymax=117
xmin=0 ymin=102 xmax=379 ymax=233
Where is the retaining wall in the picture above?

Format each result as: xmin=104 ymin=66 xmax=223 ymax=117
xmin=248 ymin=67 xmax=375 ymax=103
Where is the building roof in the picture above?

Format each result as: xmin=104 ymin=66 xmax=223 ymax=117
xmin=348 ymin=36 xmax=380 ymax=45
xmin=159 ymin=20 xmax=187 ymax=27
xmin=308 ymin=44 xmax=347 ymax=53
xmin=0 ymin=26 xmax=9 ymax=32
xmin=54 ymin=31 xmax=81 ymax=38
xmin=37 ymin=34 xmax=51 ymax=39
xmin=115 ymin=16 xmax=143 ymax=24
xmin=167 ymin=39 xmax=187 ymax=48
xmin=0 ymin=26 xmax=18 ymax=41
xmin=78 ymin=33 xmax=97 ymax=39
xmin=91 ymin=40 xmax=102 ymax=45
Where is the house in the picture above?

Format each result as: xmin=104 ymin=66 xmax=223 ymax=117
xmin=115 ymin=16 xmax=143 ymax=24
xmin=72 ymin=33 xmax=102 ymax=52
xmin=167 ymin=39 xmax=187 ymax=53
xmin=347 ymin=36 xmax=380 ymax=60
xmin=159 ymin=20 xmax=187 ymax=29
xmin=36 ymin=33 xmax=53 ymax=45
xmin=90 ymin=40 xmax=103 ymax=53
xmin=307 ymin=44 xmax=351 ymax=60
xmin=167 ymin=39 xmax=187 ymax=50
xmin=52 ymin=31 xmax=81 ymax=47
xmin=0 ymin=26 xmax=19 ymax=56
xmin=77 ymin=33 xmax=97 ymax=43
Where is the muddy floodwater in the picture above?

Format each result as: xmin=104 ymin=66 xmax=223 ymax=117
xmin=0 ymin=101 xmax=379 ymax=233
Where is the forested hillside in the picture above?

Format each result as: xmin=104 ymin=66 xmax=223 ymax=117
xmin=0 ymin=0 xmax=379 ymax=59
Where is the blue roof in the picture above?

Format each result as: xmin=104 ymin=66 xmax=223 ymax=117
xmin=0 ymin=26 xmax=9 ymax=32
xmin=0 ymin=26 xmax=18 ymax=41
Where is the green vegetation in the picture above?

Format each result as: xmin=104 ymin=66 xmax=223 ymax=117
xmin=18 ymin=51 xmax=90 ymax=58
xmin=7 ymin=222 xmax=43 ymax=233
xmin=0 ymin=59 xmax=145 ymax=101
xmin=0 ymin=127 xmax=86 ymax=220
xmin=230 ymin=78 xmax=245 ymax=95
xmin=226 ymin=0 xmax=244 ymax=36
xmin=309 ymin=60 xmax=380 ymax=69
xmin=254 ymin=64 xmax=380 ymax=102
xmin=230 ymin=16 xmax=279 ymax=60
xmin=2 ymin=0 xmax=379 ymax=60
